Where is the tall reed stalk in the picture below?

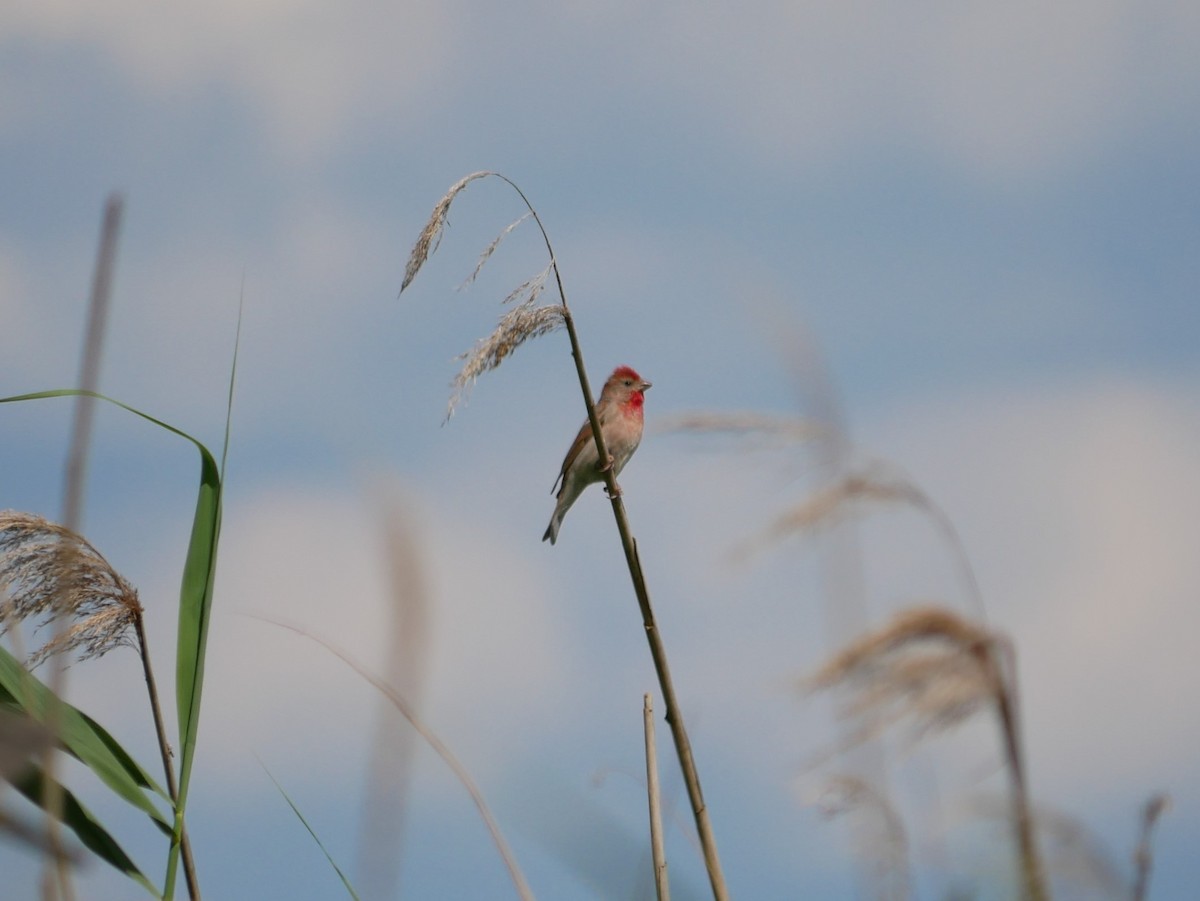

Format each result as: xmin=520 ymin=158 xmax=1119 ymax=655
xmin=401 ymin=172 xmax=729 ymax=900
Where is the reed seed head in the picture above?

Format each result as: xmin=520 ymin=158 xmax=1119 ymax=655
xmin=0 ymin=510 xmax=142 ymax=666
xmin=401 ymin=170 xmax=493 ymax=294
xmin=806 ymin=606 xmax=1000 ymax=746
xmin=446 ymin=266 xmax=563 ymax=420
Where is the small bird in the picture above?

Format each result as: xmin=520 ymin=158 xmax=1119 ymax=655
xmin=543 ymin=365 xmax=652 ymax=544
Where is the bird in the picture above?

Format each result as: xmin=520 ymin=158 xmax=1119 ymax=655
xmin=543 ymin=365 xmax=652 ymax=544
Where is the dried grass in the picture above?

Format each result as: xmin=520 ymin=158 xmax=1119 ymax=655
xmin=804 ymin=607 xmax=996 ymax=753
xmin=808 ymin=606 xmax=1048 ymax=901
xmin=459 ymin=212 xmax=532 ymax=290
xmin=737 ymin=464 xmax=926 ymax=559
xmin=446 ymin=280 xmax=564 ymax=420
xmin=0 ymin=511 xmax=141 ymax=666
xmin=400 ymin=170 xmax=492 ymax=294
xmin=657 ymin=411 xmax=827 ymax=446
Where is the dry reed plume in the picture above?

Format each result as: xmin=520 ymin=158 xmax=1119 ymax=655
xmin=447 ymin=264 xmax=564 ymax=419
xmin=0 ymin=509 xmax=200 ymax=897
xmin=665 ymin=413 xmax=986 ymax=618
xmin=658 ymin=411 xmax=827 ymax=443
xmin=807 ymin=606 xmax=1048 ymax=901
xmin=400 ymin=175 xmax=566 ymax=420
xmin=0 ymin=511 xmax=141 ymax=666
xmin=400 ymin=170 xmax=491 ymax=294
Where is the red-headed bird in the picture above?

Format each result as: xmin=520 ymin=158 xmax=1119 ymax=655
xmin=543 ymin=366 xmax=651 ymax=544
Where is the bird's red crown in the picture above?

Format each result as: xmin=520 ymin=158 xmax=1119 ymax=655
xmin=610 ymin=365 xmax=643 ymax=384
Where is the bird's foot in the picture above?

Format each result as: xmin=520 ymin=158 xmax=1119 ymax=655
xmin=596 ymin=453 xmax=615 ymax=474
xmin=604 ymin=481 xmax=623 ymax=499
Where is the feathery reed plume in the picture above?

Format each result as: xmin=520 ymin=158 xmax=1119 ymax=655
xmin=807 ymin=606 xmax=1048 ymax=901
xmin=725 ymin=458 xmax=986 ymax=620
xmin=811 ymin=775 xmax=912 ymax=901
xmin=400 ymin=170 xmax=492 ymax=294
xmin=658 ymin=411 xmax=827 ymax=448
xmin=734 ymin=463 xmax=924 ymax=560
xmin=400 ymin=174 xmax=564 ymax=419
xmin=447 ymin=270 xmax=564 ymax=420
xmin=805 ymin=608 xmax=995 ymax=753
xmin=666 ymin=407 xmax=987 ymax=617
xmin=1131 ymin=793 xmax=1169 ymax=901
xmin=0 ymin=510 xmax=200 ymax=897
xmin=0 ymin=511 xmax=140 ymax=666
xmin=459 ymin=212 xmax=533 ymax=290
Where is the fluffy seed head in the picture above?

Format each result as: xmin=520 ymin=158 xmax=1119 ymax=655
xmin=805 ymin=605 xmax=1002 ymax=749
xmin=400 ymin=170 xmax=493 ymax=294
xmin=0 ymin=510 xmax=142 ymax=666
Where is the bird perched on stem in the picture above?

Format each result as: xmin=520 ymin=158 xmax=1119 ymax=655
xmin=543 ymin=366 xmax=652 ymax=544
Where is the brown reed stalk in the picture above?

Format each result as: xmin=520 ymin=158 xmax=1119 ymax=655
xmin=808 ymin=606 xmax=1049 ymax=901
xmin=401 ymin=172 xmax=730 ymax=901
xmin=0 ymin=709 xmax=61 ymax=857
xmin=38 ymin=195 xmax=123 ymax=901
xmin=1131 ymin=793 xmax=1169 ymax=901
xmin=643 ymin=694 xmax=670 ymax=901
xmin=355 ymin=497 xmax=432 ymax=898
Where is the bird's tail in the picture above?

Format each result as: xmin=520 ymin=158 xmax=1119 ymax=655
xmin=542 ymin=513 xmax=560 ymax=545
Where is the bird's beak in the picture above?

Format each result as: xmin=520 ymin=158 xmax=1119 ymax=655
xmin=640 ymin=379 xmax=652 ymax=391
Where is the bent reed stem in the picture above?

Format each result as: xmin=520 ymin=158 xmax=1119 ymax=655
xmin=133 ymin=615 xmax=200 ymax=899
xmin=491 ymin=174 xmax=730 ymax=901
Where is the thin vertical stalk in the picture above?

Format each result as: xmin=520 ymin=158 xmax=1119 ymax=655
xmin=643 ymin=694 xmax=670 ymax=901
xmin=984 ymin=641 xmax=1047 ymax=901
xmin=42 ymin=194 xmax=124 ymax=901
xmin=490 ymin=174 xmax=729 ymax=901
xmin=1131 ymin=794 xmax=1168 ymax=901
xmin=133 ymin=615 xmax=200 ymax=899
xmin=559 ymin=300 xmax=728 ymax=901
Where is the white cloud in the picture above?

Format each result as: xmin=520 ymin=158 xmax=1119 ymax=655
xmin=188 ymin=479 xmax=573 ymax=782
xmin=871 ymin=377 xmax=1200 ymax=808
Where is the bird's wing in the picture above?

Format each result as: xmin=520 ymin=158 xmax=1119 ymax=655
xmin=551 ymin=419 xmax=595 ymax=496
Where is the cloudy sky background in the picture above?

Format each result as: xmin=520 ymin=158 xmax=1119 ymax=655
xmin=2 ymin=1 xmax=1198 ymax=898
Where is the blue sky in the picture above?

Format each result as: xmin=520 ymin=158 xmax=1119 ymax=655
xmin=2 ymin=2 xmax=1198 ymax=899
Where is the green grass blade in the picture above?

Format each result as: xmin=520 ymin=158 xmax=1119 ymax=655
xmin=0 ymin=389 xmax=221 ymax=791
xmin=2 ymin=388 xmax=225 ymax=898
xmin=171 ymin=449 xmax=220 ymax=796
xmin=260 ymin=761 xmax=362 ymax=901
xmin=0 ymin=647 xmax=170 ymax=828
xmin=11 ymin=764 xmax=159 ymax=896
